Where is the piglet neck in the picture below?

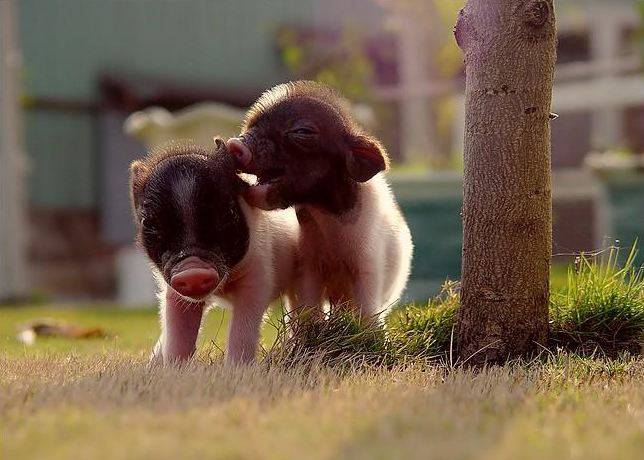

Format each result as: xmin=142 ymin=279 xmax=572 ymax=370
xmin=299 ymin=178 xmax=377 ymax=228
xmin=307 ymin=172 xmax=359 ymax=216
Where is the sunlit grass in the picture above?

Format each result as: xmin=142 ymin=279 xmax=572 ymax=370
xmin=272 ymin=245 xmax=643 ymax=366
xmin=386 ymin=280 xmax=459 ymax=361
xmin=550 ymin=245 xmax=644 ymax=356
xmin=385 ymin=245 xmax=643 ymax=361
xmin=2 ymin=246 xmax=642 ymax=364
xmin=2 ymin=248 xmax=644 ymax=459
xmin=1 ymin=351 xmax=643 ymax=460
xmin=0 ymin=304 xmax=278 ymax=359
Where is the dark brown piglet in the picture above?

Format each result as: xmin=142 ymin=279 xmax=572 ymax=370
xmin=228 ymin=81 xmax=413 ymax=321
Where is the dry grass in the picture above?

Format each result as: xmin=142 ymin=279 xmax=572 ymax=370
xmin=2 ymin=248 xmax=643 ymax=459
xmin=2 ymin=351 xmax=644 ymax=460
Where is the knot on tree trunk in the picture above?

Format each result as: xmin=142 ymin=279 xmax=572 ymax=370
xmin=523 ymin=1 xmax=550 ymax=28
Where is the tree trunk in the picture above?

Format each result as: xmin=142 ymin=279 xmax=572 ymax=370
xmin=455 ymin=0 xmax=556 ymax=363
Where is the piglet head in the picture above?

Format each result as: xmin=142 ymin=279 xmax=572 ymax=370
xmin=227 ymin=81 xmax=389 ymax=213
xmin=129 ymin=141 xmax=249 ymax=301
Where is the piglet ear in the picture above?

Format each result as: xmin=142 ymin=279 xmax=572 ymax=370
xmin=129 ymin=160 xmax=148 ymax=212
xmin=345 ymin=134 xmax=389 ymax=182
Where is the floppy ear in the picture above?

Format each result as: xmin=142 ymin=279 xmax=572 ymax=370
xmin=345 ymin=134 xmax=389 ymax=182
xmin=129 ymin=160 xmax=148 ymax=214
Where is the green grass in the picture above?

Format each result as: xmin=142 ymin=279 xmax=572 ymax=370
xmin=261 ymin=247 xmax=643 ymax=369
xmin=1 ymin=304 xmax=280 ymax=358
xmin=550 ymin=246 xmax=644 ymax=356
xmin=1 ymin=305 xmax=158 ymax=356
xmin=384 ymin=246 xmax=644 ymax=362
xmin=2 ymin=246 xmax=641 ymax=363
xmin=386 ymin=280 xmax=459 ymax=361
xmin=266 ymin=307 xmax=390 ymax=368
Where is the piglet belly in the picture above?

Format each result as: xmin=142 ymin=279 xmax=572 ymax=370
xmin=325 ymin=272 xmax=355 ymax=305
xmin=319 ymin=253 xmax=357 ymax=306
xmin=298 ymin=216 xmax=358 ymax=304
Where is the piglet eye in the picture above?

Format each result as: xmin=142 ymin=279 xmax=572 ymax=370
xmin=287 ymin=126 xmax=319 ymax=148
xmin=294 ymin=127 xmax=316 ymax=135
xmin=289 ymin=126 xmax=318 ymax=137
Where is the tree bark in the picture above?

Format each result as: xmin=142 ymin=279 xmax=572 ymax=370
xmin=455 ymin=0 xmax=556 ymax=363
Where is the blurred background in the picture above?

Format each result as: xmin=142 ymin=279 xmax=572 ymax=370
xmin=1 ymin=0 xmax=643 ymax=306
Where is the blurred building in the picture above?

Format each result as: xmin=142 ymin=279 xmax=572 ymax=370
xmin=386 ymin=1 xmax=644 ymax=164
xmin=8 ymin=0 xmax=644 ymax=299
xmin=0 ymin=0 xmax=29 ymax=301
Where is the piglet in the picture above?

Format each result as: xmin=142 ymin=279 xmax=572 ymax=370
xmin=129 ymin=140 xmax=299 ymax=365
xmin=227 ymin=81 xmax=413 ymax=321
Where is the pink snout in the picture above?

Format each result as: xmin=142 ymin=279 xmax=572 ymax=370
xmin=226 ymin=137 xmax=253 ymax=168
xmin=171 ymin=258 xmax=220 ymax=298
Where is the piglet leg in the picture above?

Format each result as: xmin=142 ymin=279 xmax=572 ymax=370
xmin=289 ymin=268 xmax=325 ymax=327
xmin=154 ymin=289 xmax=205 ymax=365
xmin=227 ymin=295 xmax=268 ymax=365
xmin=288 ymin=230 xmax=325 ymax=327
xmin=352 ymin=271 xmax=384 ymax=322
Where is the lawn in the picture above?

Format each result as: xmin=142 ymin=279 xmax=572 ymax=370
xmin=0 ymin=304 xmax=280 ymax=358
xmin=1 ymin=345 xmax=643 ymax=459
xmin=1 ymin=249 xmax=643 ymax=459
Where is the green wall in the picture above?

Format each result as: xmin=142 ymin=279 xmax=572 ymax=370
xmin=603 ymin=178 xmax=644 ymax=268
xmin=19 ymin=0 xmax=315 ymax=208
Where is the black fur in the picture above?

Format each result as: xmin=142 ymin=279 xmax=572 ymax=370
xmin=130 ymin=142 xmax=249 ymax=285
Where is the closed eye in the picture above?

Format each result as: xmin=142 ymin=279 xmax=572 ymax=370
xmin=287 ymin=126 xmax=319 ymax=148
xmin=290 ymin=127 xmax=318 ymax=136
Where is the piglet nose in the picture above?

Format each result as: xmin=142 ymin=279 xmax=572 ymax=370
xmin=226 ymin=137 xmax=253 ymax=167
xmin=171 ymin=268 xmax=220 ymax=298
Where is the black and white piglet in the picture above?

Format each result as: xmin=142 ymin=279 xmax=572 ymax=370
xmin=130 ymin=141 xmax=299 ymax=364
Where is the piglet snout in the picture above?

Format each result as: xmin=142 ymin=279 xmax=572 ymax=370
xmin=171 ymin=268 xmax=219 ymax=298
xmin=171 ymin=257 xmax=220 ymax=298
xmin=226 ymin=138 xmax=253 ymax=168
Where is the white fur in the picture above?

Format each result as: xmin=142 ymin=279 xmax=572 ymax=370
xmin=292 ymin=173 xmax=413 ymax=320
xmin=150 ymin=199 xmax=299 ymax=365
